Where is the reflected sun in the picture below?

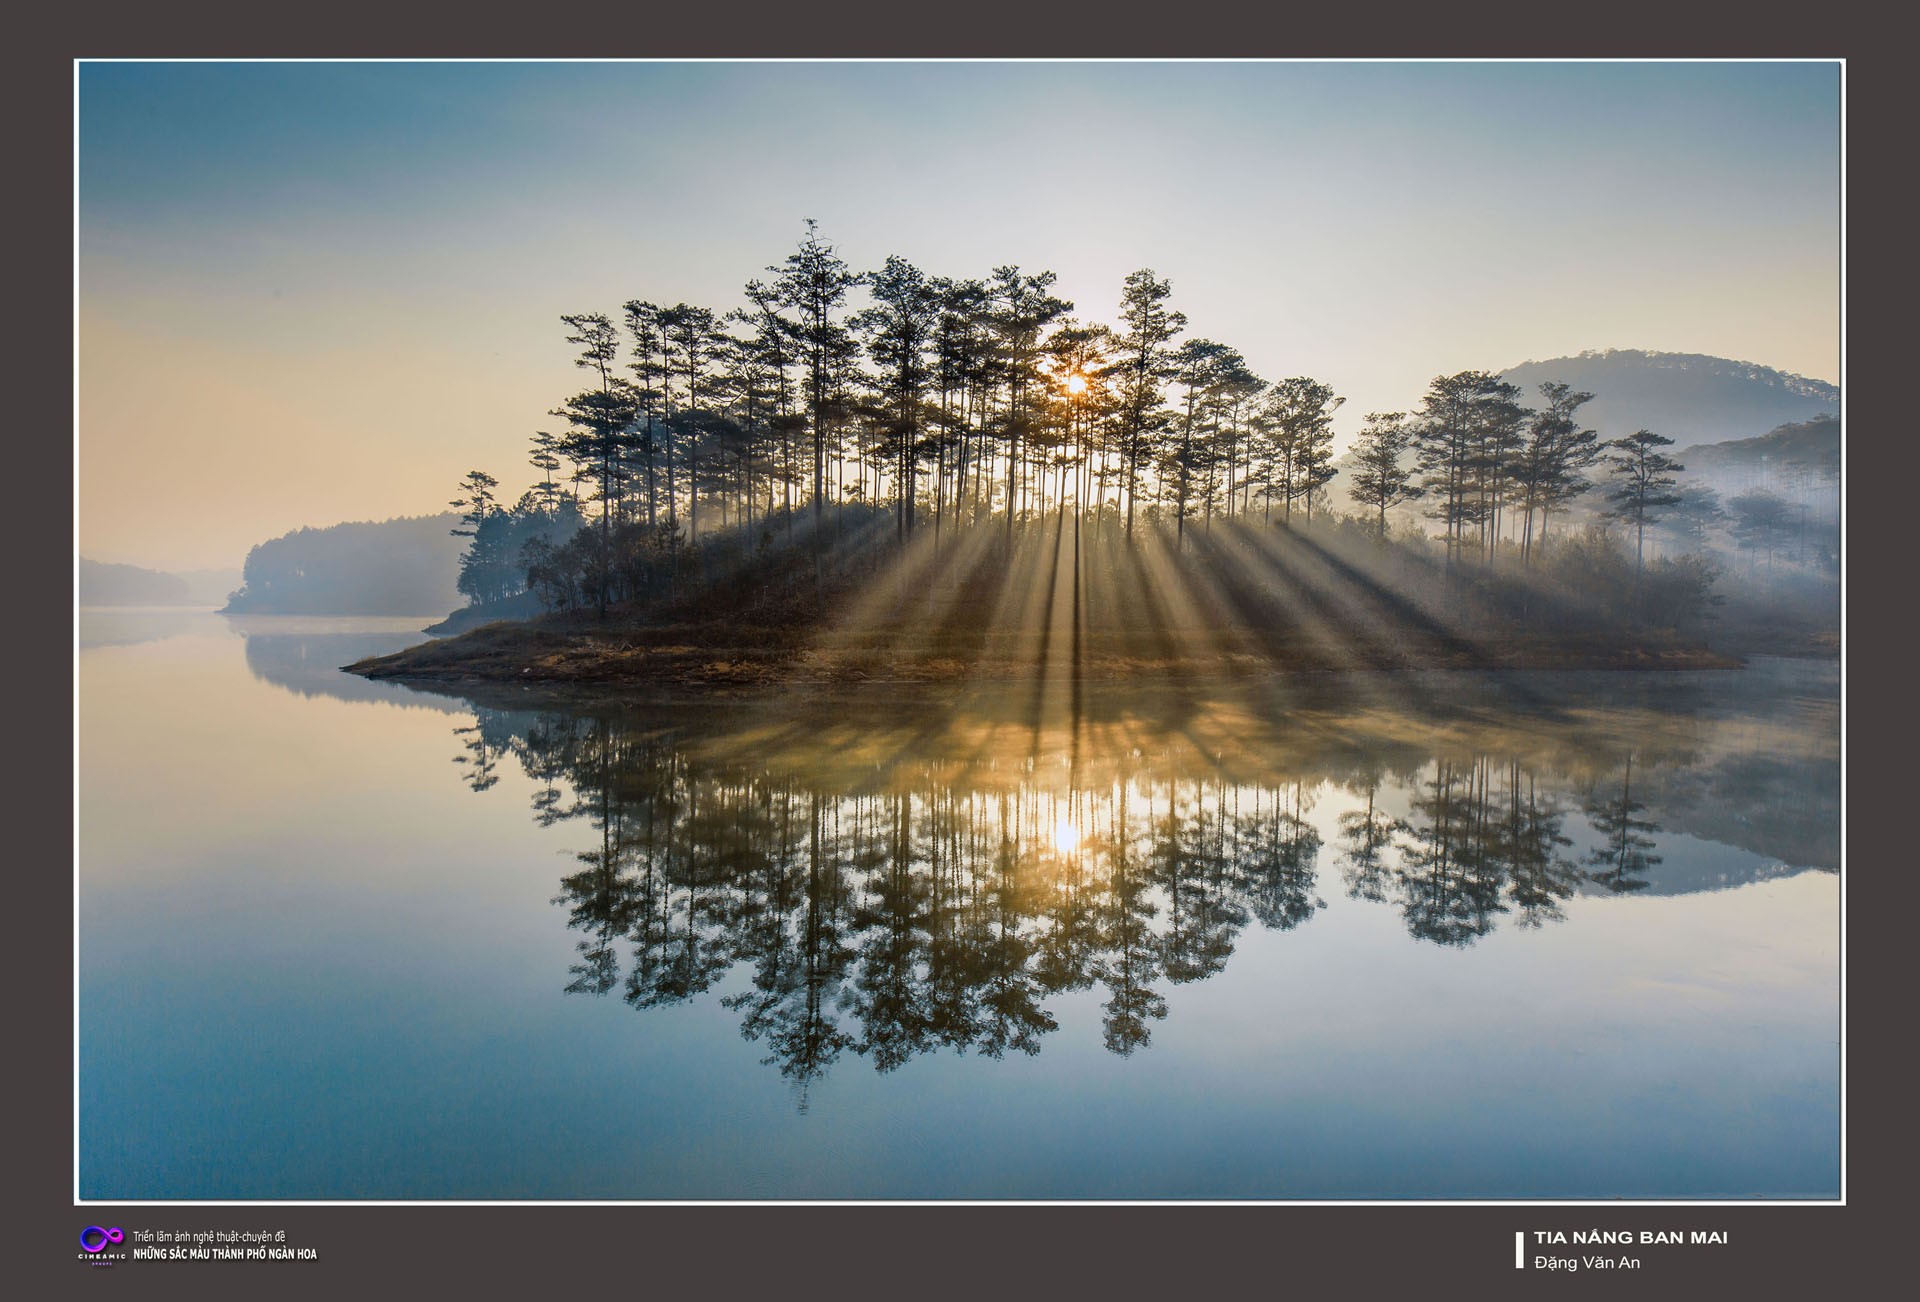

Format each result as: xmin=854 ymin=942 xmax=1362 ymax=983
xmin=1051 ymin=812 xmax=1081 ymax=855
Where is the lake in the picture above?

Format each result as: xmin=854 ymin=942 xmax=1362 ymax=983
xmin=77 ymin=610 xmax=1840 ymax=1200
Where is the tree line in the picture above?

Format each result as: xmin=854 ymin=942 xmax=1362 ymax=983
xmin=226 ymin=514 xmax=467 ymax=615
xmin=450 ymin=220 xmax=1700 ymax=617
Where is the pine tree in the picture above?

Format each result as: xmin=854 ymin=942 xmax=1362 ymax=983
xmin=1604 ymin=429 xmax=1685 ymax=580
xmin=1111 ymin=270 xmax=1185 ymax=539
xmin=1347 ymin=412 xmax=1423 ymax=536
xmin=767 ymin=220 xmax=858 ymax=526
xmin=852 ymin=255 xmax=942 ymax=540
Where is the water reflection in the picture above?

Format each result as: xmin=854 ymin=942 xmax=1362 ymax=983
xmin=229 ymin=616 xmax=451 ymax=707
xmin=434 ymin=665 xmax=1837 ymax=1099
xmin=78 ymin=606 xmax=223 ymax=650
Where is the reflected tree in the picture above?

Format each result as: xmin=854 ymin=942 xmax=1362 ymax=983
xmin=1496 ymin=762 xmax=1579 ymax=926
xmin=1338 ymin=776 xmax=1409 ymax=903
xmin=1584 ymin=753 xmax=1661 ymax=894
xmin=1094 ymin=782 xmax=1167 ymax=1055
xmin=1399 ymin=760 xmax=1508 ymax=946
xmin=1237 ymin=781 xmax=1324 ymax=932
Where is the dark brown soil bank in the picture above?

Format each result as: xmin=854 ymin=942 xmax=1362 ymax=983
xmin=347 ymin=615 xmax=1742 ymax=689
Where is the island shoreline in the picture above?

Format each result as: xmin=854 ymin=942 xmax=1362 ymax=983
xmin=346 ymin=617 xmax=1753 ymax=693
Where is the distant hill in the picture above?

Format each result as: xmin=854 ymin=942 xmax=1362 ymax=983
xmin=80 ymin=558 xmax=192 ymax=606
xmin=1500 ymin=349 xmax=1838 ymax=448
xmin=223 ymin=514 xmax=466 ymax=615
xmin=1682 ymin=414 xmax=1838 ymax=486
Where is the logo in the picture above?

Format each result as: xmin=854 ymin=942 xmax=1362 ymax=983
xmin=80 ymin=1226 xmax=124 ymax=1254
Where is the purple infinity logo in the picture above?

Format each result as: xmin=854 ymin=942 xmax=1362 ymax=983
xmin=80 ymin=1226 xmax=124 ymax=1253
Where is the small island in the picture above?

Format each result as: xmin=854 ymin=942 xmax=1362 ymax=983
xmin=348 ymin=236 xmax=1824 ymax=691
xmin=349 ymin=509 xmax=1743 ymax=690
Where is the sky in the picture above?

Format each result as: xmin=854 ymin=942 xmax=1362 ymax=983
xmin=77 ymin=61 xmax=1841 ymax=571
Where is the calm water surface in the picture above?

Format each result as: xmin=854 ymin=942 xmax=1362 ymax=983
xmin=78 ymin=611 xmax=1840 ymax=1199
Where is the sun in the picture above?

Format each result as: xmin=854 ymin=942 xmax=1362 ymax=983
xmin=1064 ymin=372 xmax=1088 ymax=395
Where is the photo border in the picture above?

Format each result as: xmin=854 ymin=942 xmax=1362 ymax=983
xmin=26 ymin=4 xmax=1904 ymax=1293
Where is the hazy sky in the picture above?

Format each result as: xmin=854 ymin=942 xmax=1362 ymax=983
xmin=78 ymin=61 xmax=1840 ymax=571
